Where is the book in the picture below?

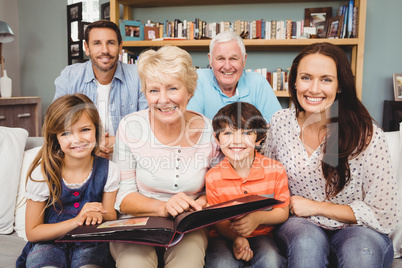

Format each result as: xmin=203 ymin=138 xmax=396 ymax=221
xmin=56 ymin=195 xmax=282 ymax=248
xmin=347 ymin=0 xmax=354 ymax=38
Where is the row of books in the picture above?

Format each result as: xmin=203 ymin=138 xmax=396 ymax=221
xmin=145 ymin=19 xmax=307 ymax=40
xmin=246 ymin=68 xmax=290 ymax=92
xmin=338 ymin=0 xmax=358 ymax=39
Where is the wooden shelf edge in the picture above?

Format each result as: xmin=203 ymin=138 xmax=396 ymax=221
xmin=117 ymin=0 xmax=339 ymax=8
xmin=274 ymin=91 xmax=290 ymax=98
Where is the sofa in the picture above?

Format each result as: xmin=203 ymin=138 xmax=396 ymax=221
xmin=0 ymin=125 xmax=402 ymax=268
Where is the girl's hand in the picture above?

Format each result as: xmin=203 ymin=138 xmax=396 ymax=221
xmin=76 ymin=202 xmax=106 ymax=225
xmin=79 ymin=211 xmax=104 ymax=225
xmin=290 ymin=195 xmax=318 ymax=217
xmin=233 ymin=236 xmax=253 ymax=261
xmin=230 ymin=213 xmax=259 ymax=237
xmin=164 ymin=192 xmax=202 ymax=217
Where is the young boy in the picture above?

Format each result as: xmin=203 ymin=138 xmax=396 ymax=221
xmin=205 ymin=102 xmax=289 ymax=268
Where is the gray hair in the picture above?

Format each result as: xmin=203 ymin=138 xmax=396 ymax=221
xmin=209 ymin=31 xmax=246 ymax=61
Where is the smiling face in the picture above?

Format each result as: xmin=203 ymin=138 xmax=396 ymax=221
xmin=145 ymin=77 xmax=191 ymax=126
xmin=84 ymin=28 xmax=122 ymax=74
xmin=57 ymin=112 xmax=96 ymax=162
xmin=216 ymin=125 xmax=260 ymax=166
xmin=209 ymin=40 xmax=246 ymax=94
xmin=295 ymin=53 xmax=339 ymax=118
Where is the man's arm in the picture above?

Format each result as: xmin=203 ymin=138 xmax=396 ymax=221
xmin=54 ymin=68 xmax=70 ymax=101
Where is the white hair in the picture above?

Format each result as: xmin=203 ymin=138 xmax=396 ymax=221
xmin=209 ymin=31 xmax=246 ymax=61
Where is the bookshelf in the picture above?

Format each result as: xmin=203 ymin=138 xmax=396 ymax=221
xmin=110 ymin=0 xmax=366 ymax=99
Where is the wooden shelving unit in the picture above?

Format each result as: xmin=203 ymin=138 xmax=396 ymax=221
xmin=110 ymin=0 xmax=366 ymax=99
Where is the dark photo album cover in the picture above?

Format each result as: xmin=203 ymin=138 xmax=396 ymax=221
xmin=57 ymin=195 xmax=283 ymax=247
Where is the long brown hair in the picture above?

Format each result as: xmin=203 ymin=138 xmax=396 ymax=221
xmin=288 ymin=42 xmax=373 ymax=199
xmin=26 ymin=94 xmax=102 ymax=210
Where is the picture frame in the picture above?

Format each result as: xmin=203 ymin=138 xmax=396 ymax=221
xmin=315 ymin=21 xmax=327 ymax=38
xmin=67 ymin=2 xmax=82 ymax=22
xmin=119 ymin=19 xmax=144 ymax=41
xmin=326 ymin=15 xmax=344 ymax=39
xmin=70 ymin=41 xmax=83 ymax=59
xmin=79 ymin=21 xmax=91 ymax=41
xmin=144 ymin=26 xmax=159 ymax=40
xmin=101 ymin=2 xmax=110 ymax=20
xmin=393 ymin=73 xmax=402 ymax=101
xmin=304 ymin=7 xmax=332 ymax=30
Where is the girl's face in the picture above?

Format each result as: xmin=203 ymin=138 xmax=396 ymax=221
xmin=57 ymin=112 xmax=96 ymax=161
xmin=145 ymin=77 xmax=191 ymax=126
xmin=295 ymin=53 xmax=339 ymax=118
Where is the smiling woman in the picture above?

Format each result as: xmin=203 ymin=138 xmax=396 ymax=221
xmin=110 ymin=46 xmax=221 ymax=268
xmin=264 ymin=42 xmax=398 ymax=268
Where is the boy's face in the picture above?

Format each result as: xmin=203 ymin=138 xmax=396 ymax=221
xmin=216 ymin=125 xmax=261 ymax=164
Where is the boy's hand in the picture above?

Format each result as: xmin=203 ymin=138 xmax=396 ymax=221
xmin=230 ymin=213 xmax=259 ymax=237
xmin=233 ymin=236 xmax=253 ymax=261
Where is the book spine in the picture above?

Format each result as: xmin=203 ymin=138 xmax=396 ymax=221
xmin=352 ymin=6 xmax=358 ymax=38
xmin=286 ymin=20 xmax=292 ymax=39
xmin=270 ymin=20 xmax=277 ymax=39
xmin=347 ymin=0 xmax=354 ymax=38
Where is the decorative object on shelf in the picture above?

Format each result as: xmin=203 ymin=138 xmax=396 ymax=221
xmin=304 ymin=7 xmax=332 ymax=38
xmin=67 ymin=2 xmax=83 ymax=22
xmin=101 ymin=2 xmax=110 ymax=20
xmin=67 ymin=2 xmax=86 ymax=65
xmin=393 ymin=73 xmax=402 ymax=101
xmin=0 ymin=70 xmax=12 ymax=98
xmin=0 ymin=20 xmax=15 ymax=78
xmin=144 ymin=26 xmax=159 ymax=40
xmin=119 ymin=19 xmax=144 ymax=41
xmin=326 ymin=15 xmax=344 ymax=39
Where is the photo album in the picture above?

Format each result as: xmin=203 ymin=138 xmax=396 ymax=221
xmin=57 ymin=195 xmax=283 ymax=247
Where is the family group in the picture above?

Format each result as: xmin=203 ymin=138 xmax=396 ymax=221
xmin=16 ymin=20 xmax=398 ymax=268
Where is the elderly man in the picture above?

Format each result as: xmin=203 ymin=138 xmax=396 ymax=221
xmin=187 ymin=31 xmax=281 ymax=122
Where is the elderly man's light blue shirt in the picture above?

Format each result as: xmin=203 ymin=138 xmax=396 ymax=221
xmin=54 ymin=60 xmax=148 ymax=134
xmin=187 ymin=69 xmax=281 ymax=123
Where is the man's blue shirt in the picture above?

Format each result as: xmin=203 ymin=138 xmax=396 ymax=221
xmin=187 ymin=69 xmax=281 ymax=123
xmin=54 ymin=60 xmax=148 ymax=133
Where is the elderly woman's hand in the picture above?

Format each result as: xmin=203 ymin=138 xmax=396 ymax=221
xmin=164 ymin=192 xmax=203 ymax=217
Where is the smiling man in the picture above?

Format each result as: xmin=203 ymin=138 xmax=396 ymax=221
xmin=54 ymin=20 xmax=147 ymax=158
xmin=187 ymin=31 xmax=281 ymax=123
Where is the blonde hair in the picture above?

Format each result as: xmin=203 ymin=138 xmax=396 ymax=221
xmin=137 ymin=46 xmax=198 ymax=97
xmin=26 ymin=94 xmax=102 ymax=211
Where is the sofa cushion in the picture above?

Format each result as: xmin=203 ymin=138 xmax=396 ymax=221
xmin=14 ymin=146 xmax=41 ymax=240
xmin=0 ymin=127 xmax=28 ymax=234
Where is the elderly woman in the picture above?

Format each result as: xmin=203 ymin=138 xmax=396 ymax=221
xmin=264 ymin=42 xmax=398 ymax=267
xmin=110 ymin=46 xmax=220 ymax=268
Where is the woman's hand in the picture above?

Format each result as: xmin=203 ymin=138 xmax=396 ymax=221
xmin=76 ymin=202 xmax=106 ymax=226
xmin=164 ymin=192 xmax=202 ymax=217
xmin=233 ymin=236 xmax=253 ymax=261
xmin=290 ymin=195 xmax=318 ymax=217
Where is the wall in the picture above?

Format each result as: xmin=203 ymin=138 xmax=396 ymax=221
xmin=362 ymin=0 xmax=402 ymax=125
xmin=0 ymin=0 xmax=20 ymax=96
xmin=9 ymin=0 xmax=402 ymax=125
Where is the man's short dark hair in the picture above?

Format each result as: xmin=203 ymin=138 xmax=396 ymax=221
xmin=84 ymin=20 xmax=122 ymax=44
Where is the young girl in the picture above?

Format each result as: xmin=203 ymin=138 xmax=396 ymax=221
xmin=17 ymin=94 xmax=119 ymax=268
